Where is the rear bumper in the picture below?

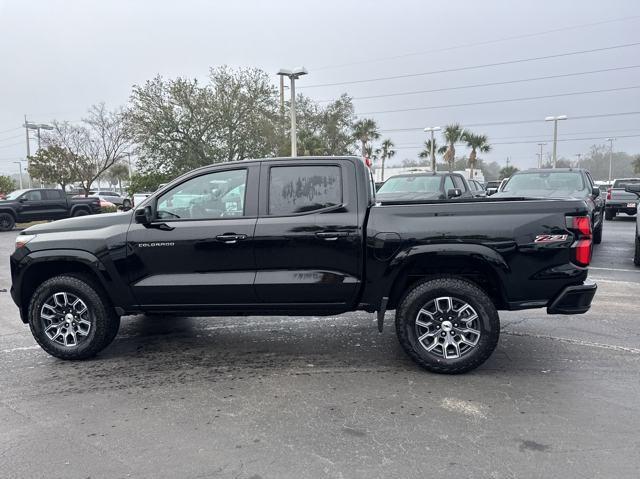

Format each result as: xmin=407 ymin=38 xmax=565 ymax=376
xmin=547 ymin=280 xmax=597 ymax=315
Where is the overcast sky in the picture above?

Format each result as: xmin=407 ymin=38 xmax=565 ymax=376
xmin=1 ymin=0 xmax=639 ymax=175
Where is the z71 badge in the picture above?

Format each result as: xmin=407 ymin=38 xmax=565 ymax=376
xmin=534 ymin=234 xmax=568 ymax=243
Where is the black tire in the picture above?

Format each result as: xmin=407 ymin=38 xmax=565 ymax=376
xmin=395 ymin=277 xmax=500 ymax=374
xmin=28 ymin=274 xmax=119 ymax=360
xmin=593 ymin=222 xmax=603 ymax=245
xmin=0 ymin=212 xmax=15 ymax=231
xmin=72 ymin=209 xmax=89 ymax=217
xmin=604 ymin=209 xmax=615 ymax=221
xmin=634 ymin=236 xmax=640 ymax=267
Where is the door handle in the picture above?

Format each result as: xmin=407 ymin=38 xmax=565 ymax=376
xmin=315 ymin=231 xmax=350 ymax=241
xmin=215 ymin=233 xmax=247 ymax=244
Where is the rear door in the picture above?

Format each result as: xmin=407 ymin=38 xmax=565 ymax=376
xmin=126 ymin=164 xmax=259 ymax=308
xmin=42 ymin=190 xmax=68 ymax=219
xmin=253 ymin=160 xmax=362 ymax=306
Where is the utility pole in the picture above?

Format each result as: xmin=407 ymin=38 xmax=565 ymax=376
xmin=606 ymin=137 xmax=616 ymax=182
xmin=545 ymin=115 xmax=567 ymax=168
xmin=506 ymin=157 xmax=511 ymax=168
xmin=574 ymin=153 xmax=582 ymax=167
xmin=23 ymin=115 xmax=31 ymax=187
xmin=13 ymin=161 xmax=23 ymax=189
xmin=537 ymin=143 xmax=547 ymax=168
xmin=423 ymin=126 xmax=441 ymax=172
xmin=277 ymin=67 xmax=308 ymax=157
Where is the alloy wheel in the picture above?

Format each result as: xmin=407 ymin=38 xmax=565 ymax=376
xmin=40 ymin=292 xmax=92 ymax=347
xmin=415 ymin=296 xmax=481 ymax=359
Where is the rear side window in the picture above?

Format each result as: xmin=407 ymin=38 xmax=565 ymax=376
xmin=452 ymin=175 xmax=466 ymax=191
xmin=269 ymin=165 xmax=342 ymax=215
xmin=44 ymin=190 xmax=63 ymax=200
xmin=443 ymin=176 xmax=455 ymax=191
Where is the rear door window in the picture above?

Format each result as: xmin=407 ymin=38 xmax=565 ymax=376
xmin=44 ymin=190 xmax=64 ymax=200
xmin=268 ymin=165 xmax=342 ymax=216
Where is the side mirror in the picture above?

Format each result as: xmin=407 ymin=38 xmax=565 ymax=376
xmin=624 ymin=184 xmax=640 ymax=195
xmin=591 ymin=187 xmax=600 ymax=197
xmin=18 ymin=197 xmax=27 ymax=203
xmin=447 ymin=188 xmax=462 ymax=199
xmin=134 ymin=205 xmax=153 ymax=225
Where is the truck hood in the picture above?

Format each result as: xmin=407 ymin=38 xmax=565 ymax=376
xmin=21 ymin=212 xmax=132 ymax=235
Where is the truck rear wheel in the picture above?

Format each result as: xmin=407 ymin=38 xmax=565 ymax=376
xmin=72 ymin=209 xmax=89 ymax=217
xmin=395 ymin=277 xmax=500 ymax=374
xmin=634 ymin=236 xmax=640 ymax=267
xmin=604 ymin=209 xmax=615 ymax=221
xmin=28 ymin=274 xmax=120 ymax=360
xmin=0 ymin=212 xmax=15 ymax=231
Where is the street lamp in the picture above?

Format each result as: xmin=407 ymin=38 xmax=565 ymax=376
xmin=277 ymin=67 xmax=308 ymax=157
xmin=545 ymin=115 xmax=567 ymax=168
xmin=423 ymin=126 xmax=441 ymax=172
xmin=606 ymin=137 xmax=616 ymax=182
xmin=13 ymin=161 xmax=24 ymax=189
xmin=536 ymin=143 xmax=547 ymax=168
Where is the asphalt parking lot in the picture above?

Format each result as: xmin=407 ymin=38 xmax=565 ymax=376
xmin=1 ymin=218 xmax=639 ymax=479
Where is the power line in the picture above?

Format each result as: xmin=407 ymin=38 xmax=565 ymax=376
xmin=302 ymin=41 xmax=640 ymax=89
xmin=319 ymin=65 xmax=640 ymax=102
xmin=0 ymin=127 xmax=20 ymax=135
xmin=358 ymin=85 xmax=640 ymax=115
xmin=379 ymin=111 xmax=640 ymax=133
xmin=313 ymin=15 xmax=640 ymax=71
xmin=0 ymin=133 xmax=24 ymax=143
xmin=398 ymin=134 xmax=640 ymax=148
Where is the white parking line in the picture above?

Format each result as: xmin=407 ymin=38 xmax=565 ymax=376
xmin=0 ymin=345 xmax=39 ymax=353
xmin=590 ymin=266 xmax=640 ymax=273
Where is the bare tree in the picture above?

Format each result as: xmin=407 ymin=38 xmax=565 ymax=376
xmin=45 ymin=104 xmax=130 ymax=195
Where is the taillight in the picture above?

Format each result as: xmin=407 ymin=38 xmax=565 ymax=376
xmin=364 ymin=157 xmax=372 ymax=167
xmin=567 ymin=216 xmax=592 ymax=267
xmin=606 ymin=188 xmax=611 ymax=200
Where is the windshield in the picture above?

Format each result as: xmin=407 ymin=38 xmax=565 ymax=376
xmin=378 ymin=176 xmax=441 ymax=194
xmin=501 ymin=171 xmax=587 ymax=197
xmin=4 ymin=189 xmax=28 ymax=200
xmin=613 ymin=179 xmax=640 ymax=188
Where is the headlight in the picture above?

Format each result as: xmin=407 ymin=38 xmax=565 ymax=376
xmin=15 ymin=234 xmax=37 ymax=249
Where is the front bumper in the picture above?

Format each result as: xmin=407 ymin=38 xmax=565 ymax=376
xmin=547 ymin=280 xmax=597 ymax=315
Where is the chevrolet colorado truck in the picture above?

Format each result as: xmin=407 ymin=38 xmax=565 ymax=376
xmin=605 ymin=178 xmax=640 ymax=220
xmin=10 ymin=156 xmax=597 ymax=373
xmin=0 ymin=188 xmax=101 ymax=231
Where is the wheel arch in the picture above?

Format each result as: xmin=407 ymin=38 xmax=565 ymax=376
xmin=384 ymin=245 xmax=510 ymax=311
xmin=16 ymin=250 xmax=116 ymax=323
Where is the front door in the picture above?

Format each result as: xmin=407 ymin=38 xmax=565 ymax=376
xmin=126 ymin=165 xmax=259 ymax=309
xmin=253 ymin=160 xmax=362 ymax=307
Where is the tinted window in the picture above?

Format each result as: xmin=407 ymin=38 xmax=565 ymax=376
xmin=44 ymin=190 xmax=63 ymax=200
xmin=269 ymin=165 xmax=341 ymax=215
xmin=613 ymin=178 xmax=640 ymax=188
xmin=452 ymin=175 xmax=466 ymax=190
xmin=444 ymin=176 xmax=455 ymax=191
xmin=377 ymin=175 xmax=441 ymax=194
xmin=502 ymin=172 xmax=587 ymax=197
xmin=157 ymin=169 xmax=247 ymax=220
xmin=23 ymin=190 xmax=42 ymax=201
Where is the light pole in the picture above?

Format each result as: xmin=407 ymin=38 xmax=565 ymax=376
xmin=537 ymin=143 xmax=547 ymax=168
xmin=606 ymin=137 xmax=616 ymax=182
xmin=574 ymin=153 xmax=582 ymax=168
xmin=277 ymin=67 xmax=308 ymax=157
xmin=545 ymin=115 xmax=567 ymax=168
xmin=423 ymin=126 xmax=441 ymax=172
xmin=13 ymin=161 xmax=24 ymax=189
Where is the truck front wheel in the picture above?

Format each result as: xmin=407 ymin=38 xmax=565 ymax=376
xmin=27 ymin=274 xmax=120 ymax=360
xmin=0 ymin=212 xmax=15 ymax=231
xmin=395 ymin=277 xmax=500 ymax=374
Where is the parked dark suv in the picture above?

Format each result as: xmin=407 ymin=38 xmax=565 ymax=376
xmin=493 ymin=168 xmax=605 ymax=243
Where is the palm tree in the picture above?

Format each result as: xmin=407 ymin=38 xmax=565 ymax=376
xmin=353 ymin=118 xmax=380 ymax=159
xmin=462 ymin=132 xmax=491 ymax=180
xmin=441 ymin=123 xmax=465 ymax=172
xmin=364 ymin=144 xmax=378 ymax=162
xmin=377 ymin=138 xmax=395 ymax=182
xmin=418 ymin=139 xmax=439 ymax=168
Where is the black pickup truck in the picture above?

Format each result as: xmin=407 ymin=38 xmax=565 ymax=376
xmin=0 ymin=188 xmax=101 ymax=231
xmin=10 ymin=157 xmax=597 ymax=373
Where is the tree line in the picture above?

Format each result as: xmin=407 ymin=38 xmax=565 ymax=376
xmin=14 ymin=65 xmax=638 ymax=195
